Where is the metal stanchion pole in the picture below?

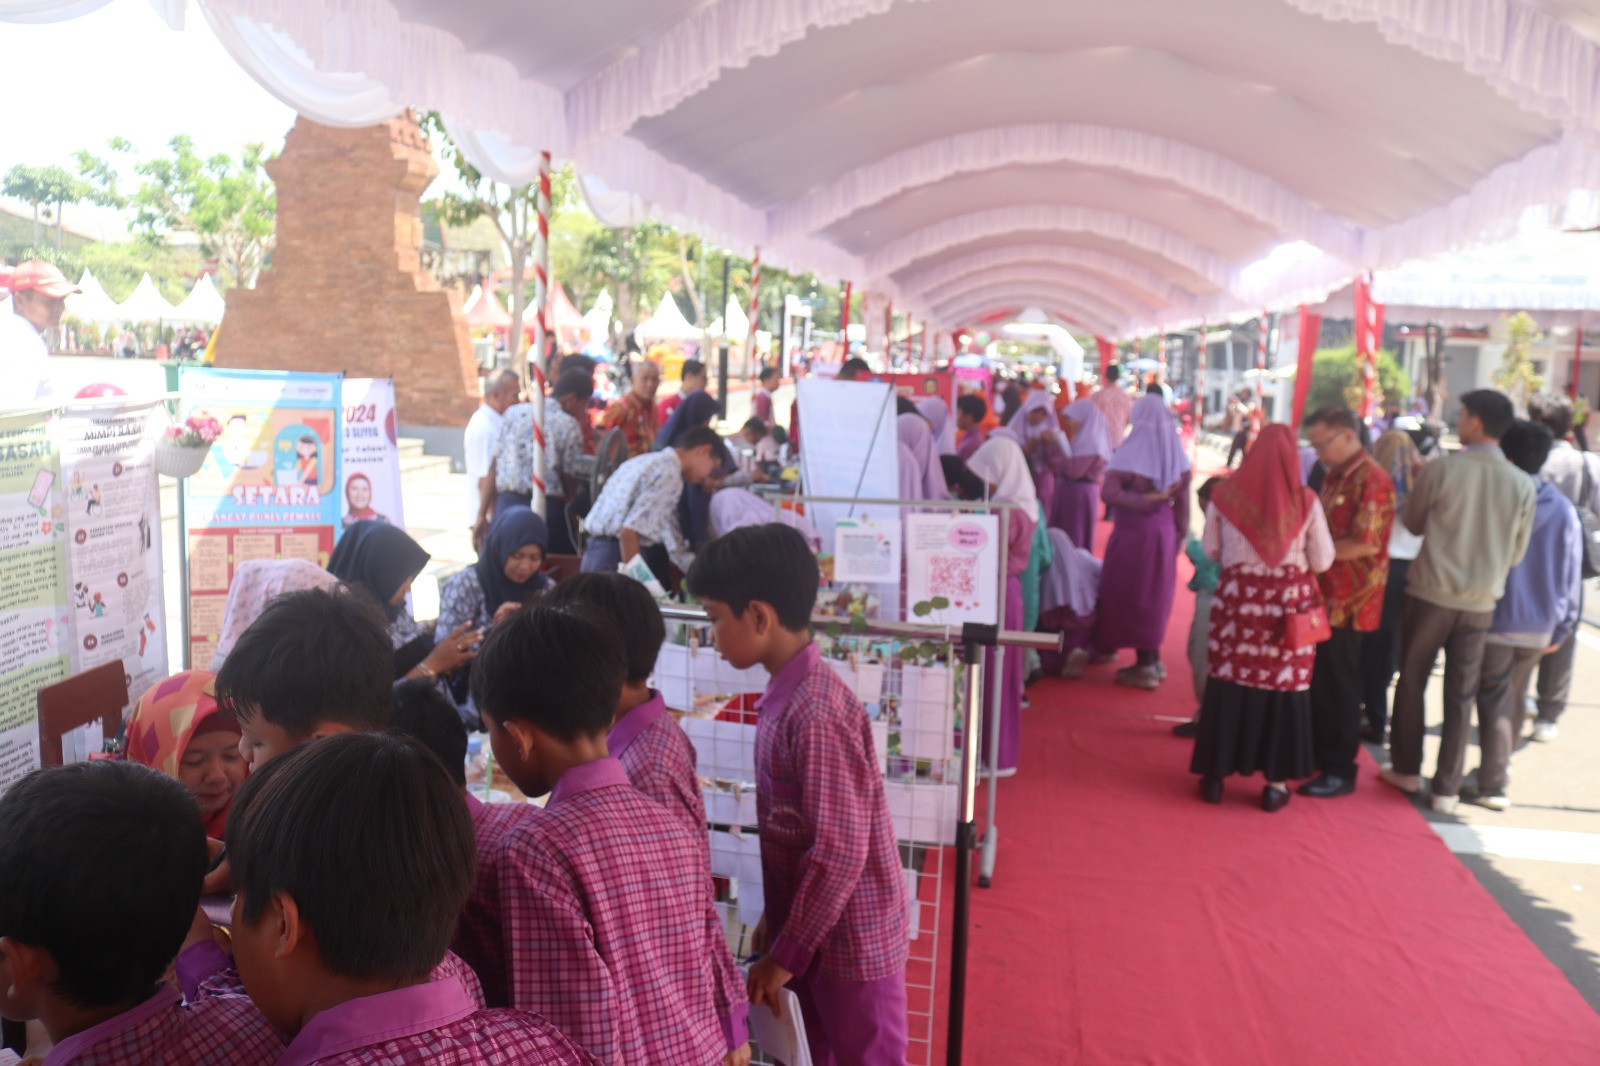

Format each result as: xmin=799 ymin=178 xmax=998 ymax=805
xmin=947 ymin=621 xmax=993 ymax=1066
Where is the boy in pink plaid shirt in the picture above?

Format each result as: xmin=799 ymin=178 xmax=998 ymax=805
xmin=688 ymin=524 xmax=911 ymax=1066
xmin=543 ymin=573 xmax=751 ymax=1056
xmin=219 ymin=731 xmax=595 ymax=1066
xmin=472 ymin=605 xmax=744 ymax=1065
xmin=0 ymin=760 xmax=282 ymax=1066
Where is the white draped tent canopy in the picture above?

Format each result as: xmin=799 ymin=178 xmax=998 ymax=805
xmin=14 ymin=0 xmax=1600 ymax=338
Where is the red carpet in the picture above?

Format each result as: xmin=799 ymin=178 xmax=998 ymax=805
xmin=948 ymin=499 xmax=1600 ymax=1064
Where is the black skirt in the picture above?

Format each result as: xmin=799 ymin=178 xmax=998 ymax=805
xmin=1189 ymin=678 xmax=1315 ymax=781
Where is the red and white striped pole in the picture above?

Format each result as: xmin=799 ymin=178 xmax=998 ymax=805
xmin=745 ymin=246 xmax=761 ymax=373
xmin=840 ymin=281 xmax=853 ymax=359
xmin=1256 ymin=309 xmax=1269 ymax=412
xmin=529 ymin=150 xmax=552 ymax=517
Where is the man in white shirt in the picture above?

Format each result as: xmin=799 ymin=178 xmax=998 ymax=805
xmin=1 ymin=260 xmax=77 ymax=405
xmin=462 ymin=369 xmax=521 ymax=520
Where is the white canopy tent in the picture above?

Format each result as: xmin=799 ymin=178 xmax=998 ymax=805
xmin=65 ymin=269 xmax=123 ymax=324
xmin=706 ymin=295 xmax=750 ymax=342
xmin=172 ymin=273 xmax=227 ymax=326
xmin=581 ymin=290 xmax=613 ymax=344
xmin=13 ymin=0 xmax=1600 ymax=340
xmin=114 ymin=273 xmax=178 ymax=324
xmin=633 ymin=292 xmax=702 ymax=343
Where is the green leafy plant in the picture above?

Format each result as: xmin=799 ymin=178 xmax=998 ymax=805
xmin=1492 ymin=311 xmax=1546 ymax=411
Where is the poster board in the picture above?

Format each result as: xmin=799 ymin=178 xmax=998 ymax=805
xmin=0 ymin=410 xmax=71 ymax=793
xmin=57 ymin=399 xmax=167 ymax=712
xmin=904 ymin=512 xmax=1001 ymax=625
xmin=180 ymin=368 xmax=342 ymax=671
xmin=338 ymin=378 xmax=405 ymax=534
xmin=883 ymin=371 xmax=953 ymax=408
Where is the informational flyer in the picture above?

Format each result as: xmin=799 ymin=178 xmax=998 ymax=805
xmin=180 ymin=368 xmax=342 ymax=671
xmin=58 ymin=399 xmax=167 ymax=712
xmin=904 ymin=512 xmax=1001 ymax=625
xmin=338 ymin=378 xmax=405 ymax=535
xmin=833 ymin=514 xmax=902 ymax=583
xmin=0 ymin=411 xmax=71 ymax=794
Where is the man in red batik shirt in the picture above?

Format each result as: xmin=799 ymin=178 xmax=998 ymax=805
xmin=1299 ymin=405 xmax=1395 ymax=798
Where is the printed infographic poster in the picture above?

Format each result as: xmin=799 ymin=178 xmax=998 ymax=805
xmin=0 ymin=411 xmax=71 ymax=793
xmin=58 ymin=400 xmax=168 ymax=713
xmin=338 ymin=378 xmax=405 ymax=534
xmin=180 ymin=368 xmax=341 ymax=671
xmin=904 ymin=513 xmax=1001 ymax=625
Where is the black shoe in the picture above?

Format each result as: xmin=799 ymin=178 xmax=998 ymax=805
xmin=1297 ymin=773 xmax=1356 ymax=799
xmin=1172 ymin=719 xmax=1199 ymax=738
xmin=1199 ymin=776 xmax=1223 ymax=804
xmin=1262 ymin=785 xmax=1291 ymax=813
xmin=1360 ymin=725 xmax=1386 ymax=745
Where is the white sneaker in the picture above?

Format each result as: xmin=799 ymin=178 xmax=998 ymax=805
xmin=1379 ymin=768 xmax=1423 ymax=795
xmin=1467 ymin=791 xmax=1512 ymax=812
xmin=1430 ymin=794 xmax=1459 ymax=814
xmin=1532 ymin=720 xmax=1559 ymax=743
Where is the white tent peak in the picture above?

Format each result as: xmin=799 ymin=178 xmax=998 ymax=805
xmin=173 ymin=274 xmax=226 ymax=326
xmin=115 ymin=273 xmax=178 ymax=323
xmin=634 ymin=292 xmax=702 ymax=343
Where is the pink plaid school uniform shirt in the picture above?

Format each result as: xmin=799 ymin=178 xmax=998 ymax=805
xmin=41 ymin=955 xmax=282 ymax=1065
xmin=609 ymin=692 xmax=750 ymax=1049
xmin=497 ymin=757 xmax=731 ymax=1065
xmin=177 ymin=943 xmax=488 ymax=1017
xmin=274 ymin=965 xmax=598 ymax=1066
xmin=756 ymin=642 xmax=910 ymax=981
xmin=452 ymin=792 xmax=539 ymax=1008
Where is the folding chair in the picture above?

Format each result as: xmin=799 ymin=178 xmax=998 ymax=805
xmin=36 ymin=661 xmax=128 ymax=769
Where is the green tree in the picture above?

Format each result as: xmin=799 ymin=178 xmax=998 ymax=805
xmin=1492 ymin=311 xmax=1545 ymax=411
xmin=3 ymin=164 xmax=94 ymax=249
xmin=1304 ymin=344 xmax=1411 ymax=415
xmin=78 ymin=136 xmax=276 ymax=289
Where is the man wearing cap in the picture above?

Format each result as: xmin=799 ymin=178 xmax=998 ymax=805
xmin=2 ymin=260 xmax=77 ymax=404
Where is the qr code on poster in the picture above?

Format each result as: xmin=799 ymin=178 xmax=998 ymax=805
xmin=927 ymin=554 xmax=978 ymax=599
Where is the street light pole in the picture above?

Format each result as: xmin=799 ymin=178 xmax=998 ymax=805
xmin=718 ymin=252 xmax=730 ymax=421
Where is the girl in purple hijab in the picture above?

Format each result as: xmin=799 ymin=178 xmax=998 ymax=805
xmin=897 ymin=412 xmax=947 ymax=501
xmin=1006 ymin=389 xmax=1068 ymax=521
xmin=1051 ymin=398 xmax=1112 ymax=550
xmin=1085 ymin=394 xmax=1191 ymax=689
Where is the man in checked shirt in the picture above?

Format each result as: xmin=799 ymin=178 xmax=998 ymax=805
xmin=689 ymin=523 xmax=911 ymax=1066
xmin=472 ymin=605 xmax=741 ymax=1065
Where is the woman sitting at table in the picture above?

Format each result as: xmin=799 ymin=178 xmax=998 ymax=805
xmin=435 ymin=506 xmax=550 ymax=703
xmin=327 ymin=521 xmax=478 ymax=683
xmin=124 ymin=670 xmax=245 ymax=838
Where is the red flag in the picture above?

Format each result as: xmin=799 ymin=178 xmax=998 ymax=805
xmin=1095 ymin=335 xmax=1113 ymax=378
xmin=1290 ymin=304 xmax=1322 ymax=428
xmin=1354 ymin=274 xmax=1385 ymax=419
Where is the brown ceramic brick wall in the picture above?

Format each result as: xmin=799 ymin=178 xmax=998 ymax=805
xmin=214 ymin=113 xmax=479 ymax=427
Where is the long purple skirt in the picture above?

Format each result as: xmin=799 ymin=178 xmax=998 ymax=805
xmin=1050 ymin=476 xmax=1100 ymax=551
xmin=1091 ymin=505 xmax=1178 ymax=653
xmin=982 ymin=574 xmax=1025 ymax=773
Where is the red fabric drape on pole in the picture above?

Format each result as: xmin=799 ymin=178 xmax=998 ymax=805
xmin=839 ymin=281 xmax=853 ymax=359
xmin=1571 ymin=328 xmax=1584 ymax=399
xmin=1354 ymin=274 xmax=1385 ymax=419
xmin=1291 ymin=304 xmax=1322 ymax=428
xmin=1095 ymin=336 xmax=1113 ymax=378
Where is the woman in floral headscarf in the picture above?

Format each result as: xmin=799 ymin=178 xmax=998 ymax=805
xmin=124 ymin=670 xmax=246 ymax=837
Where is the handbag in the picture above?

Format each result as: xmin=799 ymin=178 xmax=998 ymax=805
xmin=1284 ymin=604 xmax=1332 ymax=649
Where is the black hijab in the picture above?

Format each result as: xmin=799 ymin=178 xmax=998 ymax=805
xmin=326 ymin=521 xmax=430 ymax=622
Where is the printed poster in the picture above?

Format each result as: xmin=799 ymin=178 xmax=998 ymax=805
xmin=0 ymin=411 xmax=71 ymax=793
xmin=338 ymin=378 xmax=405 ymax=534
xmin=180 ymin=368 xmax=341 ymax=671
xmin=832 ymin=514 xmax=902 ymax=584
xmin=58 ymin=400 xmax=168 ymax=713
xmin=904 ymin=512 xmax=1000 ymax=625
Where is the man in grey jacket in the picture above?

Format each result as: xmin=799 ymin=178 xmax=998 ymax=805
xmin=1526 ymin=391 xmax=1600 ymax=743
xmin=1383 ymin=389 xmax=1537 ymax=813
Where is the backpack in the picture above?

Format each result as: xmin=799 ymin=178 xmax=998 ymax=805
xmin=1577 ymin=456 xmax=1600 ymax=580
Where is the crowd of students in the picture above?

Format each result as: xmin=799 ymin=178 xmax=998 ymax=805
xmin=0 ymin=523 xmax=910 ymax=1065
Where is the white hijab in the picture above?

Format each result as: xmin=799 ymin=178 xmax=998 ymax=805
xmin=966 ymin=436 xmax=1037 ymax=509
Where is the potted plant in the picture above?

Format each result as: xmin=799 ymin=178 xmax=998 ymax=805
xmin=156 ymin=414 xmax=220 ymax=479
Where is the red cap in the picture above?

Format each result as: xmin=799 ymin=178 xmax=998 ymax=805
xmin=8 ymin=260 xmax=80 ymax=298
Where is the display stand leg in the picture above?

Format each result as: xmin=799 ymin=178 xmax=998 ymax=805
xmin=948 ymin=623 xmax=994 ymax=1066
xmin=177 ymin=478 xmax=189 ymax=670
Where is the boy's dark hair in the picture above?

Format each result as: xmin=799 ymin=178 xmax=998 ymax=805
xmin=1458 ymin=389 xmax=1517 ymax=440
xmin=228 ymin=733 xmax=474 ymax=982
xmin=0 ymin=762 xmax=205 ymax=1008
xmin=940 ymin=455 xmax=987 ymax=500
xmin=896 ymin=396 xmax=919 ymax=416
xmin=955 ymin=394 xmax=987 ymax=422
xmin=1528 ymin=390 xmax=1575 ymax=440
xmin=471 ymin=604 xmax=625 ymax=740
xmin=1105 ymin=364 xmax=1121 ymax=383
xmin=741 ymin=417 xmax=768 ymax=439
xmin=1197 ymin=475 xmax=1225 ymax=507
xmin=758 ymin=365 xmax=780 ymax=384
xmin=1499 ymin=420 xmax=1555 ymax=476
xmin=1303 ymin=404 xmax=1362 ymax=435
xmin=839 ymin=357 xmax=872 ymax=380
xmin=541 ymin=572 xmax=665 ymax=684
xmin=770 ymin=425 xmax=789 ymax=447
xmin=555 ymin=354 xmax=596 ymax=381
xmin=390 ymin=681 xmax=468 ymax=788
xmin=681 ymin=359 xmax=706 ymax=382
xmin=686 ymin=523 xmax=818 ymax=631
xmin=215 ymin=587 xmax=392 ymax=738
xmin=675 ymin=425 xmax=732 ymax=464
xmin=553 ymin=368 xmax=594 ymax=401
